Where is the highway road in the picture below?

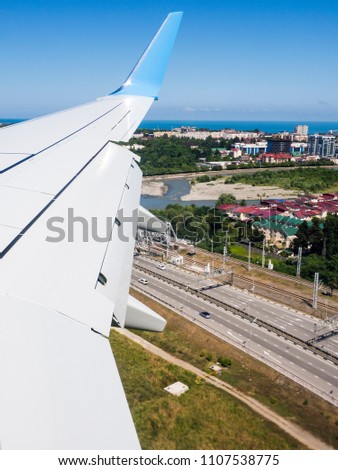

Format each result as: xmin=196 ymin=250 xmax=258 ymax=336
xmin=132 ymin=257 xmax=338 ymax=405
xmin=135 ymin=256 xmax=338 ymax=357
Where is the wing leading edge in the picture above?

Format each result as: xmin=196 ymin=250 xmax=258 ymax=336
xmin=112 ymin=12 xmax=183 ymax=99
xmin=0 ymin=12 xmax=182 ymax=449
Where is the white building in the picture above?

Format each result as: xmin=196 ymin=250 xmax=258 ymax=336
xmin=233 ymin=141 xmax=267 ymax=156
xmin=308 ymin=134 xmax=336 ymax=157
xmin=222 ymin=130 xmax=260 ymax=139
xmin=294 ymin=125 xmax=309 ymax=136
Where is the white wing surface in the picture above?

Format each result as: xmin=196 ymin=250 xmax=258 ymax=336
xmin=0 ymin=12 xmax=182 ymax=449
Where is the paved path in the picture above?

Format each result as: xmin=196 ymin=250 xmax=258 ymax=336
xmin=115 ymin=327 xmax=333 ymax=450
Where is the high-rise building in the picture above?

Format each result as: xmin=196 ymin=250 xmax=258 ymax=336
xmin=266 ymin=139 xmax=291 ymax=154
xmin=294 ymin=125 xmax=308 ymax=136
xmin=307 ymin=134 xmax=335 ymax=157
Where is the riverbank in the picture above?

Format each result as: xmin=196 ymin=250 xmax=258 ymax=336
xmin=141 ymin=165 xmax=335 ymax=182
xmin=181 ymin=180 xmax=299 ymax=201
xmin=141 ymin=180 xmax=168 ymax=196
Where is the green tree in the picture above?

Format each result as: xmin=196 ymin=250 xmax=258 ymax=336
xmin=323 ymin=214 xmax=338 ymax=259
xmin=323 ymin=255 xmax=338 ymax=294
xmin=293 ymin=221 xmax=310 ymax=254
xmin=308 ymin=218 xmax=323 ymax=255
xmin=216 ymin=193 xmax=237 ymax=206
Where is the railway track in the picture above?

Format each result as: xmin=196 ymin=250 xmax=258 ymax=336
xmin=196 ymin=246 xmax=336 ymax=293
xmin=230 ymin=273 xmax=337 ymax=315
xmin=134 ymin=263 xmax=338 ymax=365
xmin=148 ymin=245 xmax=337 ymax=315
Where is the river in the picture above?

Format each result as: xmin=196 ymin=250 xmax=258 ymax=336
xmin=140 ymin=178 xmax=215 ymax=209
xmin=140 ymin=178 xmax=261 ymax=210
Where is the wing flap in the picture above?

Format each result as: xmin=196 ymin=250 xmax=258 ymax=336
xmin=126 ymin=295 xmax=167 ymax=331
xmin=0 ymin=295 xmax=140 ymax=449
xmin=96 ymin=159 xmax=142 ymax=327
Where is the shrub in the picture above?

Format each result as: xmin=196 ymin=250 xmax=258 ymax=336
xmin=205 ymin=352 xmax=213 ymax=362
xmin=217 ymin=356 xmax=232 ymax=367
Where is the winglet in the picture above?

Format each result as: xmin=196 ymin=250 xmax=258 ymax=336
xmin=110 ymin=12 xmax=183 ymax=99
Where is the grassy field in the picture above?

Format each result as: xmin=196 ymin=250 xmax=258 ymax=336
xmin=128 ymin=288 xmax=338 ymax=449
xmin=224 ymin=167 xmax=338 ymax=194
xmin=109 ymin=329 xmax=304 ymax=450
xmin=227 ymin=244 xmax=296 ymax=275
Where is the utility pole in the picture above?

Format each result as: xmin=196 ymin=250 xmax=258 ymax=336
xmin=166 ymin=222 xmax=170 ymax=259
xmin=248 ymin=241 xmax=252 ymax=271
xmin=296 ymin=247 xmax=302 ymax=277
xmin=146 ymin=231 xmax=151 ymax=256
xmin=211 ymin=239 xmax=214 ymax=276
xmin=261 ymin=240 xmax=265 ymax=268
xmin=222 ymin=244 xmax=227 ymax=273
xmin=313 ymin=272 xmax=319 ymax=310
xmin=229 ymin=269 xmax=234 ymax=286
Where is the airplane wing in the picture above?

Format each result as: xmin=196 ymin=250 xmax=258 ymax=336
xmin=0 ymin=12 xmax=182 ymax=449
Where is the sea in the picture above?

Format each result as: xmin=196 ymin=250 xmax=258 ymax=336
xmin=141 ymin=120 xmax=338 ymax=134
xmin=2 ymin=118 xmax=338 ymax=135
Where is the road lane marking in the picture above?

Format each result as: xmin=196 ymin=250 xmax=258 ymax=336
xmin=263 ymin=350 xmax=282 ymax=365
xmin=227 ymin=330 xmax=244 ymax=343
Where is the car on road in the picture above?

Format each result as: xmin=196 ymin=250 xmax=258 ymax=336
xmin=138 ymin=278 xmax=149 ymax=285
xmin=199 ymin=311 xmax=211 ymax=319
xmin=156 ymin=263 xmax=166 ymax=270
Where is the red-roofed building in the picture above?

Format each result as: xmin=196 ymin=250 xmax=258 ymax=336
xmin=261 ymin=152 xmax=292 ymax=164
xmin=217 ymin=204 xmax=238 ymax=212
xmin=321 ymin=193 xmax=337 ymax=200
xmin=232 ymin=206 xmax=263 ymax=220
xmin=216 ymin=192 xmax=338 ymax=224
xmin=305 ymin=209 xmax=322 ymax=217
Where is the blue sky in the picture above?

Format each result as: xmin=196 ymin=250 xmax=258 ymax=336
xmin=1 ymin=0 xmax=338 ymax=120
